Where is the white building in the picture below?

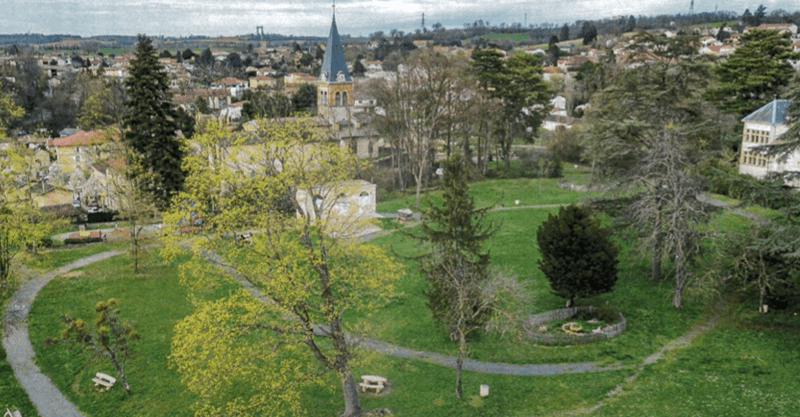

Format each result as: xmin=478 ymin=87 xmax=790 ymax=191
xmin=738 ymin=99 xmax=798 ymax=184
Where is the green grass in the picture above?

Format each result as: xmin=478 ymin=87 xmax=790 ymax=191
xmin=376 ymin=165 xmax=598 ymax=213
xmin=21 ymin=174 xmax=800 ymax=416
xmin=28 ymin=241 xmax=129 ymax=271
xmin=593 ymin=321 xmax=800 ymax=416
xmin=481 ymin=32 xmax=530 ymax=42
xmin=27 ymin=251 xmax=234 ymax=417
xmin=360 ymin=207 xmax=707 ymax=366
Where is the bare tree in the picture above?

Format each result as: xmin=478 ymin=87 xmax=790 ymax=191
xmin=374 ymin=50 xmax=474 ymax=206
xmin=627 ymin=129 xmax=708 ymax=308
xmin=104 ymin=129 xmax=159 ymax=273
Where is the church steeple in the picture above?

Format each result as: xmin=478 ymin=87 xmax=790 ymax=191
xmin=319 ymin=2 xmax=351 ymax=83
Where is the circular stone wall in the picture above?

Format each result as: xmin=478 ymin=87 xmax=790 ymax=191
xmin=522 ymin=306 xmax=626 ymax=345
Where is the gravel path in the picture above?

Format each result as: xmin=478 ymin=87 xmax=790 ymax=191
xmin=4 ymin=197 xmax=744 ymax=415
xmin=3 ymin=250 xmax=123 ymax=417
xmin=201 ymin=248 xmax=622 ymax=376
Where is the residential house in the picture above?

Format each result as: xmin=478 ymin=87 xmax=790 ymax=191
xmin=754 ymin=23 xmax=798 ymax=35
xmin=542 ymin=114 xmax=577 ymax=131
xmin=50 ymin=130 xmax=113 ymax=175
xmin=249 ymin=75 xmax=281 ymax=90
xmin=212 ymin=77 xmax=249 ymax=99
xmin=738 ymin=98 xmax=798 ymax=184
xmin=86 ymin=158 xmax=126 ymax=210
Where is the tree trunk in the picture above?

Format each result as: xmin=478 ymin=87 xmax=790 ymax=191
xmin=651 ymin=214 xmax=662 ymax=281
xmin=108 ymin=350 xmax=131 ymax=393
xmin=130 ymin=221 xmax=139 ymax=274
xmin=455 ymin=332 xmax=466 ymax=398
xmin=650 ymin=239 xmax=662 ymax=281
xmin=672 ymin=250 xmax=685 ymax=309
xmin=340 ymin=371 xmax=362 ymax=417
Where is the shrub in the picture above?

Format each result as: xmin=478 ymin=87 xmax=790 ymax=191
xmin=547 ymin=125 xmax=584 ymax=163
xmin=63 ymin=237 xmax=103 ymax=245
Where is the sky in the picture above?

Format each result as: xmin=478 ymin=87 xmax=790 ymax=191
xmin=1 ymin=0 xmax=797 ymax=38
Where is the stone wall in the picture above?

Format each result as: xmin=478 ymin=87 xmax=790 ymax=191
xmin=522 ymin=306 xmax=626 ymax=345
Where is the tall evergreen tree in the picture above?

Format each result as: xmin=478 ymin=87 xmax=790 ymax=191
xmin=705 ymin=29 xmax=798 ymax=117
xmin=416 ymin=153 xmax=496 ymax=398
xmin=472 ymin=48 xmax=550 ymax=171
xmin=123 ymin=34 xmax=186 ymax=208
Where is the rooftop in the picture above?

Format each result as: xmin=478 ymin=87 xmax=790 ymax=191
xmin=742 ymin=99 xmax=793 ymax=125
xmin=318 ymin=11 xmax=351 ymax=83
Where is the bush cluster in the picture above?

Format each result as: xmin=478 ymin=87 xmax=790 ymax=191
xmin=63 ymin=237 xmax=103 ymax=245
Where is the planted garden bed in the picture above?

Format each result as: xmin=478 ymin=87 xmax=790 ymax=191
xmin=523 ymin=305 xmax=626 ymax=345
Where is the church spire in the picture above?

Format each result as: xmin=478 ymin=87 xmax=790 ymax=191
xmin=319 ymin=1 xmax=351 ymax=83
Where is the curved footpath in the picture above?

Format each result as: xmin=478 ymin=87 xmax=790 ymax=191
xmin=7 ymin=198 xmax=740 ymax=416
xmin=3 ymin=250 xmax=122 ymax=417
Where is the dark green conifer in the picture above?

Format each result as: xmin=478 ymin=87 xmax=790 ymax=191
xmin=537 ymin=204 xmax=618 ymax=307
xmin=123 ymin=34 xmax=186 ymax=208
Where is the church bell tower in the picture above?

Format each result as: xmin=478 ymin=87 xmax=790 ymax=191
xmin=317 ymin=2 xmax=354 ymax=122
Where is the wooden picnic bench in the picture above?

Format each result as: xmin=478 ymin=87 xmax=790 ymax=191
xmin=359 ymin=375 xmax=388 ymax=394
xmin=4 ymin=408 xmax=22 ymax=417
xmin=92 ymin=372 xmax=116 ymax=390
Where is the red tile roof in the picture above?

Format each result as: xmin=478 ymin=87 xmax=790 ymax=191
xmin=51 ymin=131 xmax=106 ymax=147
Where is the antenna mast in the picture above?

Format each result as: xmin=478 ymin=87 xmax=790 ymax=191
xmin=690 ymin=0 xmax=694 ymax=14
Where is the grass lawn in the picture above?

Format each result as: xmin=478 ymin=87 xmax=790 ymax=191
xmin=361 ymin=207 xmax=707 ymax=366
xmin=27 ymin=252 xmax=202 ymax=416
xmin=593 ymin=311 xmax=800 ymax=416
xmin=22 ymin=174 xmax=800 ymax=416
xmin=376 ymin=165 xmax=598 ymax=213
xmin=481 ymin=32 xmax=531 ymax=42
xmin=27 ymin=241 xmax=129 ymax=271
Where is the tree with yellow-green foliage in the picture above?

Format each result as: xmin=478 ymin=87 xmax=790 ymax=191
xmin=1 ymin=91 xmax=63 ymax=288
xmin=163 ymin=117 xmax=401 ymax=417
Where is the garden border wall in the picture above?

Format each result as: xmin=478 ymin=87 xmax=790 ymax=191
xmin=523 ymin=306 xmax=626 ymax=345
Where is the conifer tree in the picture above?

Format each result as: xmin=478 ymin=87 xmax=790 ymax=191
xmin=537 ymin=204 xmax=618 ymax=307
xmin=123 ymin=34 xmax=186 ymax=208
xmin=705 ymin=29 xmax=798 ymax=117
xmin=417 ymin=153 xmax=496 ymax=397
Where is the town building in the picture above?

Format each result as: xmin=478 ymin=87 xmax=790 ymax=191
xmin=738 ymin=98 xmax=798 ymax=184
xmin=316 ymin=7 xmax=354 ymax=124
xmin=315 ymin=7 xmax=381 ymax=158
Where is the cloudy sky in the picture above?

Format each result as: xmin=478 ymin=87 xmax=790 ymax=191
xmin=1 ymin=0 xmax=796 ymax=38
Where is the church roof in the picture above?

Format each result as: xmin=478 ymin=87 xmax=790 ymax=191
xmin=742 ymin=99 xmax=793 ymax=125
xmin=319 ymin=13 xmax=351 ymax=83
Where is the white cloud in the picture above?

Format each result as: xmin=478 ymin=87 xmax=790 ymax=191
xmin=2 ymin=0 xmax=798 ymax=37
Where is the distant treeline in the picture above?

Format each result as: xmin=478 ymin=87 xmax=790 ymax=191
xmin=2 ymin=7 xmax=798 ymax=47
xmin=0 ymin=33 xmax=139 ymax=45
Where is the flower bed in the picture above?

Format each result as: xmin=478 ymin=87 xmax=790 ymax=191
xmin=522 ymin=306 xmax=626 ymax=345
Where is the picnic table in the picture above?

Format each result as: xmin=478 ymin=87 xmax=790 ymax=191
xmin=359 ymin=375 xmax=388 ymax=394
xmin=92 ymin=372 xmax=116 ymax=391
